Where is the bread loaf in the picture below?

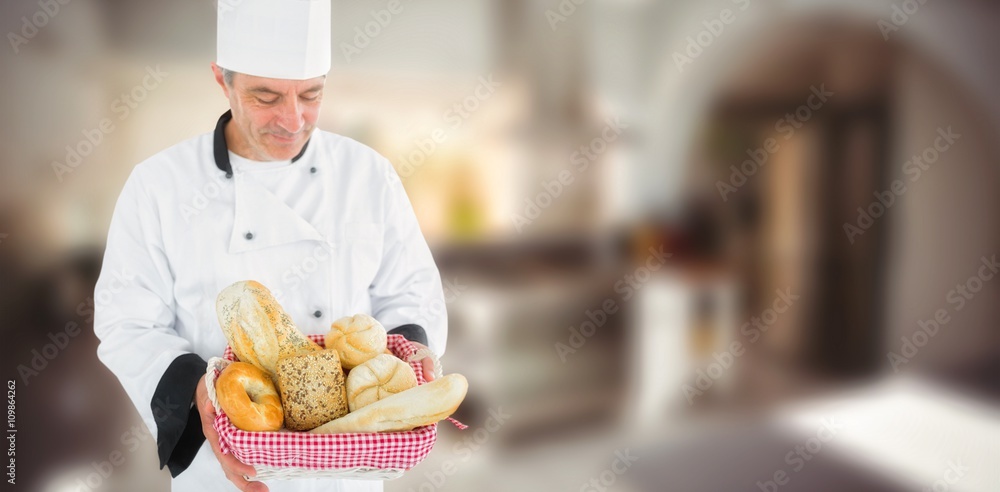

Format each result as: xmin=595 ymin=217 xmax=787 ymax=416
xmin=346 ymin=354 xmax=417 ymax=412
xmin=310 ymin=374 xmax=468 ymax=434
xmin=216 ymin=362 xmax=284 ymax=432
xmin=325 ymin=314 xmax=387 ymax=369
xmin=216 ymin=280 xmax=321 ymax=381
xmin=276 ymin=350 xmax=349 ymax=431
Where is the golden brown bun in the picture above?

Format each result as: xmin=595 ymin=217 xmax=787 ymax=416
xmin=310 ymin=374 xmax=468 ymax=434
xmin=216 ymin=362 xmax=283 ymax=432
xmin=325 ymin=314 xmax=387 ymax=369
xmin=276 ymin=350 xmax=349 ymax=431
xmin=216 ymin=280 xmax=321 ymax=381
xmin=346 ymin=354 xmax=417 ymax=412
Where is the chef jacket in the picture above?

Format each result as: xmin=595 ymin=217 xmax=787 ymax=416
xmin=93 ymin=111 xmax=447 ymax=491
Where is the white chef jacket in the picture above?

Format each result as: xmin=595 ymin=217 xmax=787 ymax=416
xmin=93 ymin=115 xmax=447 ymax=491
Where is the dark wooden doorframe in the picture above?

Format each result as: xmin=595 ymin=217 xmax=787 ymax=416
xmin=812 ymin=102 xmax=893 ymax=376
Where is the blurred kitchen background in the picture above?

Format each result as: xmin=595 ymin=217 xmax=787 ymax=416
xmin=1 ymin=0 xmax=999 ymax=491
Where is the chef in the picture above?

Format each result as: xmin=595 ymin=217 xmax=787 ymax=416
xmin=92 ymin=1 xmax=447 ymax=490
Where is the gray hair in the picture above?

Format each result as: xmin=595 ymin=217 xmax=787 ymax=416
xmin=220 ymin=67 xmax=237 ymax=86
xmin=219 ymin=67 xmax=327 ymax=87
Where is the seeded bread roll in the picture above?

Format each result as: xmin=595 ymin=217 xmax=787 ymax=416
xmin=276 ymin=350 xmax=349 ymax=431
xmin=216 ymin=280 xmax=321 ymax=382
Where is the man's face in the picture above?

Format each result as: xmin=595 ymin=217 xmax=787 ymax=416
xmin=213 ymin=64 xmax=325 ymax=161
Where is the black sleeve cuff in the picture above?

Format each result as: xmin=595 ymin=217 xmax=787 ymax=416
xmin=152 ymin=353 xmax=208 ymax=478
xmin=388 ymin=324 xmax=428 ymax=347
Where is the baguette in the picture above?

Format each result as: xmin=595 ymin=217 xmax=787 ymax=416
xmin=310 ymin=374 xmax=468 ymax=434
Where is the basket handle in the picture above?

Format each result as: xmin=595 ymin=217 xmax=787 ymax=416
xmin=406 ymin=346 xmax=444 ymax=380
xmin=205 ymin=357 xmax=231 ymax=415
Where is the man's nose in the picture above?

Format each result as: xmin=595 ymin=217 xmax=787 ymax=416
xmin=275 ymin=98 xmax=305 ymax=134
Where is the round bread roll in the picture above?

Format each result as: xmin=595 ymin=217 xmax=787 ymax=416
xmin=346 ymin=354 xmax=418 ymax=412
xmin=325 ymin=314 xmax=387 ymax=369
xmin=216 ymin=362 xmax=283 ymax=432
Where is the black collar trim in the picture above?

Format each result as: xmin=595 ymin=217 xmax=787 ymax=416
xmin=213 ymin=110 xmax=310 ymax=178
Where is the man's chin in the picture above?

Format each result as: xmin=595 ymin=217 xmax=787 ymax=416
xmin=264 ymin=147 xmax=302 ymax=161
xmin=262 ymin=138 xmax=306 ymax=160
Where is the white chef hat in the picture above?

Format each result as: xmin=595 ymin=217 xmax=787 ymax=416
xmin=217 ymin=0 xmax=331 ymax=80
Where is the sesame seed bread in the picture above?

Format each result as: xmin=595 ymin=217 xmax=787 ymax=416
xmin=276 ymin=350 xmax=350 ymax=431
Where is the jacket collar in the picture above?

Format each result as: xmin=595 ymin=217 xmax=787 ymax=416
xmin=213 ymin=110 xmax=310 ymax=178
xmin=213 ymin=111 xmax=326 ymax=254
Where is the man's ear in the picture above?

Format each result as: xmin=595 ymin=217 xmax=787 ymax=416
xmin=210 ymin=62 xmax=230 ymax=98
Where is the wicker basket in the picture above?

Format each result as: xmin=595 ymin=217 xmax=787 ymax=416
xmin=205 ymin=334 xmax=445 ymax=481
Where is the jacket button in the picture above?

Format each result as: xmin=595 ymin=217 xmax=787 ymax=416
xmin=245 ymin=232 xmax=254 ymax=240
xmin=313 ymin=310 xmax=322 ymax=318
xmin=310 ymin=167 xmax=317 ymax=174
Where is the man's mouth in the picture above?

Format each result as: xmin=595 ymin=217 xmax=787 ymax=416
xmin=269 ymin=133 xmax=298 ymax=143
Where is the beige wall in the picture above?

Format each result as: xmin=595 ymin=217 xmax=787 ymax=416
xmin=884 ymin=51 xmax=1000 ymax=373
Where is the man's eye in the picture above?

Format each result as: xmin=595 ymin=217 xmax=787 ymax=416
xmin=301 ymin=94 xmax=320 ymax=101
xmin=258 ymin=98 xmax=278 ymax=104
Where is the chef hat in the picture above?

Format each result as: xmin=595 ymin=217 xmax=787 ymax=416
xmin=217 ymin=0 xmax=331 ymax=80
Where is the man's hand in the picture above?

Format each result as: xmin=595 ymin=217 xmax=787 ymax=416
xmin=408 ymin=341 xmax=437 ymax=382
xmin=195 ymin=374 xmax=268 ymax=492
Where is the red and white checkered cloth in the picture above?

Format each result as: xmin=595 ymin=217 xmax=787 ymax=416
xmin=212 ymin=334 xmax=459 ymax=471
